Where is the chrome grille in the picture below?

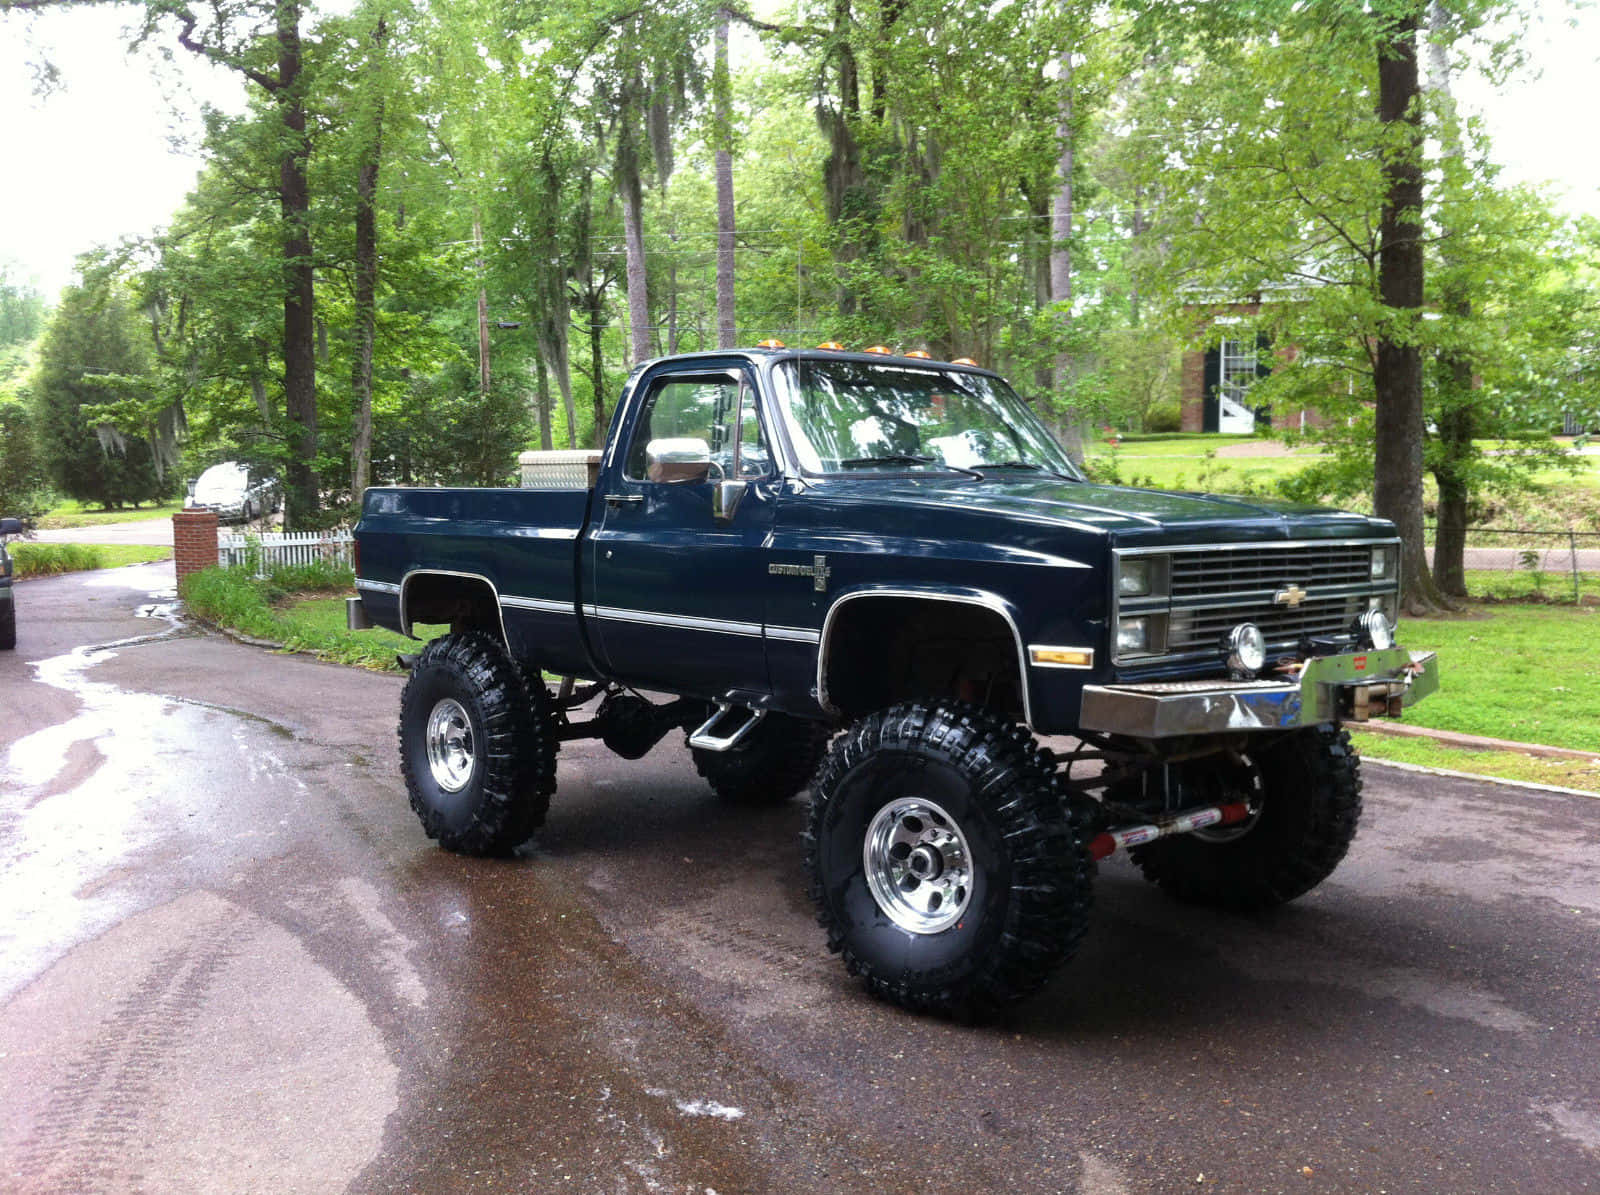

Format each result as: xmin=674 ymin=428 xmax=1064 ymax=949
xmin=1113 ymin=539 xmax=1400 ymax=665
xmin=1169 ymin=544 xmax=1373 ymax=596
xmin=1169 ymin=594 xmax=1366 ymax=653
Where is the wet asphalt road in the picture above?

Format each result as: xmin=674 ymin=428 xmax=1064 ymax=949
xmin=2 ymin=563 xmax=1598 ymax=1194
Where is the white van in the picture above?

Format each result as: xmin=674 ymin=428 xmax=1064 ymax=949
xmin=190 ymin=461 xmax=281 ymax=523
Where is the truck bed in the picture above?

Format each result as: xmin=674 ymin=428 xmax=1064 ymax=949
xmin=355 ymin=486 xmax=595 ymax=676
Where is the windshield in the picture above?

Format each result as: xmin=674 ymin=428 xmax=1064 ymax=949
xmin=770 ymin=359 xmax=1082 ymax=478
xmin=195 ymin=462 xmax=247 ymax=499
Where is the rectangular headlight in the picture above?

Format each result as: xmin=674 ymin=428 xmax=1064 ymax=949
xmin=1119 ymin=558 xmax=1153 ymax=597
xmin=1371 ymin=546 xmax=1398 ymax=580
xmin=1117 ymin=616 xmax=1150 ymax=655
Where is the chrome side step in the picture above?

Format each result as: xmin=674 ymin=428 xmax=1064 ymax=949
xmin=688 ymin=702 xmax=766 ymax=752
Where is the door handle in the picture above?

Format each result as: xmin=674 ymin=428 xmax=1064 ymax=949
xmin=604 ymin=492 xmax=644 ymax=506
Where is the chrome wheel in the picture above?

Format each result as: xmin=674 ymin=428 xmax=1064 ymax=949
xmin=863 ymin=797 xmax=973 ymax=934
xmin=425 ymin=698 xmax=475 ymax=792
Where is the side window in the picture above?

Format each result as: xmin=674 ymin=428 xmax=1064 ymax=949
xmin=625 ymin=374 xmax=773 ymax=482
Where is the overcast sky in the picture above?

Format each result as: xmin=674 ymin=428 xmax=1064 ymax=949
xmin=2 ymin=2 xmax=1597 ymax=301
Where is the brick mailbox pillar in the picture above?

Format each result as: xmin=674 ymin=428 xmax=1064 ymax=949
xmin=172 ymin=508 xmax=220 ymax=587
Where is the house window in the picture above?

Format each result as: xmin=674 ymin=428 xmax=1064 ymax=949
xmin=1219 ymin=339 xmax=1258 ymax=406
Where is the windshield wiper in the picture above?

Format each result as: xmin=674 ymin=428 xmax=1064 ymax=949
xmin=840 ymin=454 xmax=985 ymax=480
xmin=971 ymin=460 xmax=1079 ymax=481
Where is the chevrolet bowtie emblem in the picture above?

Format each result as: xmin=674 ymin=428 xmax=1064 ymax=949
xmin=769 ymin=554 xmax=832 ymax=593
xmin=1274 ymin=584 xmax=1308 ymax=608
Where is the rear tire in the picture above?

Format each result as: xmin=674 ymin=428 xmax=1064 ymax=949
xmin=1128 ymin=724 xmax=1362 ymax=911
xmin=0 ymin=596 xmax=15 ymax=650
xmin=806 ymin=702 xmax=1094 ymax=1019
xmin=398 ymin=632 xmax=556 ymax=856
xmin=691 ymin=713 xmax=830 ymax=804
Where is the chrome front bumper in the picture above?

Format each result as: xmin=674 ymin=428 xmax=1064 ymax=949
xmin=1078 ymin=648 xmax=1439 ymax=738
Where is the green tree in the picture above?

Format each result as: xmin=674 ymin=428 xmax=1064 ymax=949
xmin=32 ymin=278 xmax=169 ymax=509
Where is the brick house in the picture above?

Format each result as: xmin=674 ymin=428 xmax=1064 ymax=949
xmin=1178 ymin=299 xmax=1327 ymax=434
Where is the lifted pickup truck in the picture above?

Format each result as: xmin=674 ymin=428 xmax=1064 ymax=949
xmin=351 ymin=346 xmax=1438 ymax=1017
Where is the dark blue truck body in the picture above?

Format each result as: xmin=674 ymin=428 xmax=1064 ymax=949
xmin=354 ymin=348 xmax=1419 ymax=737
xmin=352 ymin=346 xmax=1440 ymax=1018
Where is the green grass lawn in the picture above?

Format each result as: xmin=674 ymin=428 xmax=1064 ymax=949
xmin=1092 ymin=434 xmax=1263 ymax=457
xmin=1381 ymin=605 xmax=1600 ymax=752
xmin=36 ymin=499 xmax=184 ymax=530
xmin=1462 ymin=569 xmax=1600 ymax=605
xmin=1083 ymin=436 xmax=1599 ymax=530
xmin=180 ymin=564 xmax=447 ymax=671
xmin=276 ymin=594 xmax=447 ymax=670
xmin=12 ymin=542 xmax=172 ymax=577
xmin=1086 ymin=448 xmax=1317 ymax=493
xmin=1349 ymin=731 xmax=1600 ymax=794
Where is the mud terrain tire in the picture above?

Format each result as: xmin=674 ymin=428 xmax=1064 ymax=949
xmin=692 ymin=714 xmax=831 ymax=804
xmin=1129 ymin=724 xmax=1362 ymax=911
xmin=806 ymin=702 xmax=1094 ymax=1019
xmin=398 ymin=632 xmax=557 ymax=856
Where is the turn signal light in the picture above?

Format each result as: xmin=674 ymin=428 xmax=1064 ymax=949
xmin=757 ymin=338 xmax=785 ymax=349
xmin=864 ymin=345 xmax=891 ymax=355
xmin=817 ymin=341 xmax=845 ymax=350
xmin=1030 ymin=647 xmax=1093 ymax=668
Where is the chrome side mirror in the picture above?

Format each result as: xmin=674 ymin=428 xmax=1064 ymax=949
xmin=645 ymin=437 xmax=712 ymax=484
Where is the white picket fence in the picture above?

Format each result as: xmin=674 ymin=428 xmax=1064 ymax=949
xmin=218 ymin=528 xmax=354 ymax=575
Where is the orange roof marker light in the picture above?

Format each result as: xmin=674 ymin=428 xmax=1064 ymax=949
xmin=950 ymin=357 xmax=979 ymax=367
xmin=757 ymin=338 xmax=786 ymax=349
xmin=905 ymin=350 xmax=932 ymax=359
xmin=817 ymin=341 xmax=846 ymax=351
xmin=864 ymin=345 xmax=892 ymax=355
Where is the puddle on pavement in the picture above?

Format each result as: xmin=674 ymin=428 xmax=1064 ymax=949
xmin=0 ymin=585 xmax=288 ymax=1001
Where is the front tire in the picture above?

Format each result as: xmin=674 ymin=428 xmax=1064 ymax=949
xmin=806 ymin=703 xmax=1094 ymax=1019
xmin=691 ymin=713 xmax=830 ymax=804
xmin=0 ymin=596 xmax=14 ymax=650
xmin=398 ymin=632 xmax=556 ymax=856
xmin=1128 ymin=724 xmax=1362 ymax=911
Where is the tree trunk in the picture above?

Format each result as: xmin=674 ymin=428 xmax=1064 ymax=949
xmin=1432 ymin=401 xmax=1472 ymax=598
xmin=618 ymin=124 xmax=652 ymax=367
xmin=1050 ymin=55 xmax=1084 ymax=466
xmin=587 ymin=291 xmax=608 ymax=443
xmin=279 ymin=1 xmax=318 ymax=527
xmin=1424 ymin=0 xmax=1470 ymax=602
xmin=350 ymin=16 xmax=386 ymax=501
xmin=534 ymin=353 xmax=554 ymax=451
xmin=819 ymin=0 xmax=863 ymax=316
xmin=715 ymin=8 xmax=736 ymax=350
xmin=474 ymin=216 xmax=491 ymax=399
xmin=1374 ymin=7 xmax=1439 ymax=613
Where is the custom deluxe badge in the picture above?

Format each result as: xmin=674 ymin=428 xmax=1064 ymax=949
xmin=770 ymin=554 xmax=832 ymax=593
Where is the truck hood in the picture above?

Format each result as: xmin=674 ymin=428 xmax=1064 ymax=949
xmin=843 ymin=476 xmax=1386 ymax=540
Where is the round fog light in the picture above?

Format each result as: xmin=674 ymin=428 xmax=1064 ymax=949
xmin=1360 ymin=610 xmax=1394 ymax=650
xmin=1226 ymin=623 xmax=1266 ymax=674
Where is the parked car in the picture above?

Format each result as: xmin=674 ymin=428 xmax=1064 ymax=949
xmin=1 ymin=516 xmax=21 ymax=650
xmin=190 ymin=461 xmax=281 ymax=523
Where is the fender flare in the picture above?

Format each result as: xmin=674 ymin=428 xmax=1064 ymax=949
xmin=815 ymin=585 xmax=1034 ymax=728
xmin=399 ymin=568 xmax=510 ymax=650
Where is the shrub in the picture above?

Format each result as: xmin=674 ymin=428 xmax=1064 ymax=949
xmin=1143 ymin=401 xmax=1182 ymax=434
xmin=268 ymin=559 xmax=355 ymax=592
xmin=11 ymin=542 xmax=103 ymax=577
